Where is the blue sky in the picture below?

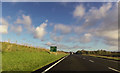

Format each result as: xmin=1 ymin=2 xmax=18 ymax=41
xmin=1 ymin=2 xmax=118 ymax=52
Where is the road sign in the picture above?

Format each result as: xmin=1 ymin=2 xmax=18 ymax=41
xmin=50 ymin=46 xmax=57 ymax=52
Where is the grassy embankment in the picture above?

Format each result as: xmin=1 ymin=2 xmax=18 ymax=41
xmin=1 ymin=42 xmax=68 ymax=71
xmin=82 ymin=54 xmax=120 ymax=60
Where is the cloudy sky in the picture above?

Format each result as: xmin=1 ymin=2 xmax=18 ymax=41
xmin=0 ymin=2 xmax=118 ymax=52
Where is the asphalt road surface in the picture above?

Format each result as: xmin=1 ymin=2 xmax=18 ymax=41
xmin=32 ymin=54 xmax=120 ymax=73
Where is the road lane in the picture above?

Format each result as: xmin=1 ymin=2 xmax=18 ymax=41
xmin=48 ymin=54 xmax=112 ymax=71
xmin=79 ymin=55 xmax=120 ymax=71
xmin=33 ymin=54 xmax=119 ymax=73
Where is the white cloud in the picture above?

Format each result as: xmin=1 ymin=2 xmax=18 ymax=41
xmin=0 ymin=18 xmax=9 ymax=34
xmin=56 ymin=44 xmax=70 ymax=50
xmin=67 ymin=33 xmax=92 ymax=43
xmin=0 ymin=25 xmax=8 ymax=34
xmin=22 ymin=14 xmax=31 ymax=25
xmin=51 ymin=33 xmax=64 ymax=42
xmin=54 ymin=24 xmax=72 ymax=34
xmin=73 ymin=4 xmax=85 ymax=18
xmin=15 ymin=14 xmax=32 ymax=25
xmin=56 ymin=43 xmax=91 ymax=51
xmin=99 ymin=3 xmax=112 ymax=17
xmin=0 ymin=18 xmax=9 ymax=25
xmin=0 ymin=17 xmax=23 ymax=34
xmin=72 ymin=45 xmax=91 ymax=50
xmin=72 ymin=3 xmax=118 ymax=48
xmin=87 ymin=3 xmax=112 ymax=19
xmin=83 ymin=3 xmax=112 ymax=28
xmin=45 ymin=42 xmax=52 ymax=46
xmin=14 ymin=14 xmax=48 ymax=39
xmin=88 ymin=3 xmax=118 ymax=47
xmin=34 ymin=22 xmax=47 ymax=39
xmin=79 ymin=33 xmax=92 ymax=43
xmin=11 ymin=25 xmax=22 ymax=33
xmin=95 ymin=30 xmax=118 ymax=40
xmin=45 ymin=42 xmax=55 ymax=46
xmin=74 ymin=26 xmax=84 ymax=34
xmin=104 ymin=39 xmax=118 ymax=46
xmin=90 ymin=3 xmax=118 ymax=47
xmin=14 ymin=14 xmax=33 ymax=32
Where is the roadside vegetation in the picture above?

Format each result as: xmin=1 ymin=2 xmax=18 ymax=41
xmin=1 ymin=42 xmax=68 ymax=71
xmin=76 ymin=50 xmax=120 ymax=60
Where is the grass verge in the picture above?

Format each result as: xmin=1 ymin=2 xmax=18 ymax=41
xmin=82 ymin=54 xmax=120 ymax=61
xmin=1 ymin=42 xmax=68 ymax=71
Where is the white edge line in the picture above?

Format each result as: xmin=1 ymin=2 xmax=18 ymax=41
xmin=108 ymin=67 xmax=120 ymax=73
xmin=42 ymin=55 xmax=69 ymax=73
xmin=89 ymin=60 xmax=94 ymax=62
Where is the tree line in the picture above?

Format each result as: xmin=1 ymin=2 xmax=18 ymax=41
xmin=76 ymin=50 xmax=120 ymax=57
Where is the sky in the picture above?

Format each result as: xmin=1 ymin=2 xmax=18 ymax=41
xmin=0 ymin=2 xmax=119 ymax=52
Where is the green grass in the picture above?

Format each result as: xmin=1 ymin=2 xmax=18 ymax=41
xmin=1 ymin=42 xmax=67 ymax=71
xmin=82 ymin=54 xmax=120 ymax=60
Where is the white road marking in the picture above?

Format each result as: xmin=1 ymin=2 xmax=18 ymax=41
xmin=108 ymin=67 xmax=120 ymax=73
xmin=42 ymin=55 xmax=68 ymax=73
xmin=89 ymin=60 xmax=94 ymax=63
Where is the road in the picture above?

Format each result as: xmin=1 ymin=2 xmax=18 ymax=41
xmin=32 ymin=54 xmax=120 ymax=73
